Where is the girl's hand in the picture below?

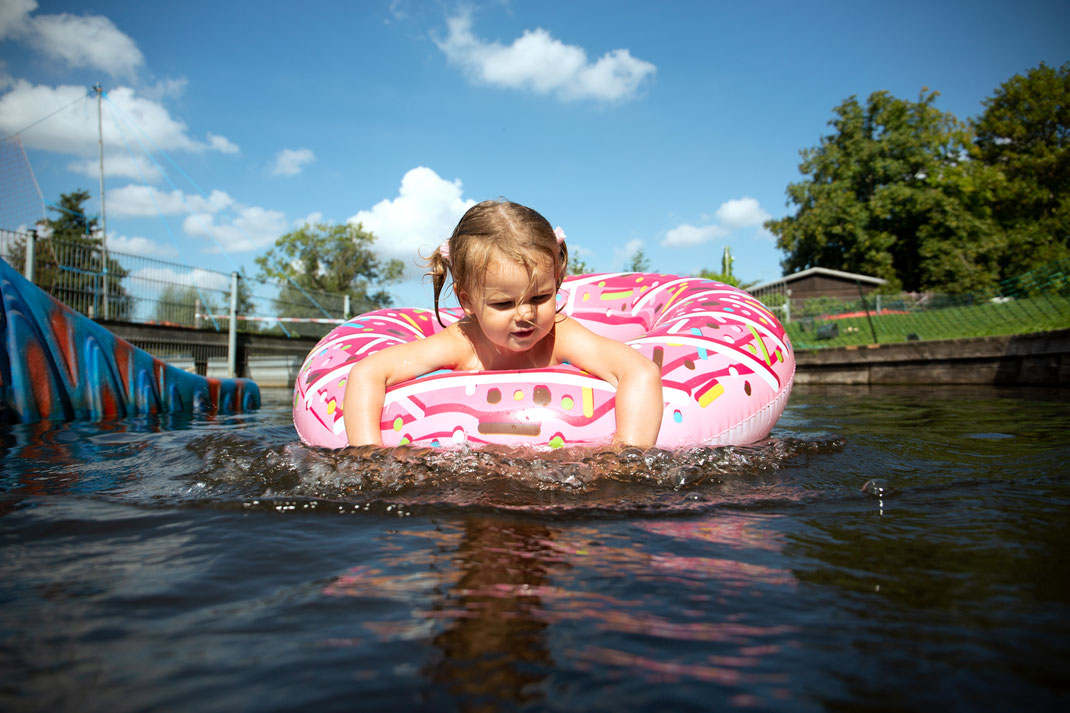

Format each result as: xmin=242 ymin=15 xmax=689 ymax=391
xmin=554 ymin=318 xmax=664 ymax=448
xmin=342 ymin=327 xmax=469 ymax=447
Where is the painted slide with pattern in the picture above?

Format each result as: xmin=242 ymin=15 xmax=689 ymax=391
xmin=293 ymin=273 xmax=794 ymax=450
xmin=0 ymin=257 xmax=260 ymax=424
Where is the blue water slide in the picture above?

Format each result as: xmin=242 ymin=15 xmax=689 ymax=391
xmin=0 ymin=257 xmax=259 ymax=423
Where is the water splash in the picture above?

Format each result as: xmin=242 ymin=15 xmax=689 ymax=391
xmin=184 ymin=434 xmax=846 ymax=515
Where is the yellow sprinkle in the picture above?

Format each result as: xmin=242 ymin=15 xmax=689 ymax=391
xmin=514 ymin=389 xmax=524 ymax=401
xmin=561 ymin=395 xmax=574 ymax=410
xmin=582 ymin=387 xmax=594 ymax=417
xmin=698 ymin=383 xmax=724 ymax=408
xmin=583 ymin=293 xmax=591 ymax=301
xmin=748 ymin=325 xmax=772 ymax=365
xmin=393 ymin=416 xmax=403 ymax=431
xmin=326 ymin=400 xmax=336 ymax=414
xmin=399 ymin=312 xmax=422 ymax=332
xmin=601 ymin=289 xmax=634 ymax=301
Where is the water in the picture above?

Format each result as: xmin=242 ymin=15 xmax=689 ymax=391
xmin=2 ymin=385 xmax=1069 ymax=712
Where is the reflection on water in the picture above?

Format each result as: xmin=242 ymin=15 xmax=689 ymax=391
xmin=2 ymin=385 xmax=1069 ymax=711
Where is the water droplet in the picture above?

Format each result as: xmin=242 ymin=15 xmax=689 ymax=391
xmin=861 ymin=478 xmax=895 ymax=497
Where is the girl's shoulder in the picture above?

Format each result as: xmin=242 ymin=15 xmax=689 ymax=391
xmin=440 ymin=319 xmax=481 ymax=370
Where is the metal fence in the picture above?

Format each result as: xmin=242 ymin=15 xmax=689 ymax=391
xmin=0 ymin=228 xmax=363 ymax=382
xmin=747 ymin=257 xmax=1070 ymax=349
xmin=0 ymin=228 xmax=358 ymax=339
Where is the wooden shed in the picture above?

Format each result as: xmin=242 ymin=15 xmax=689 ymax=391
xmin=748 ymin=267 xmax=887 ymax=321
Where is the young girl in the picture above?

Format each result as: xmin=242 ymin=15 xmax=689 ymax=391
xmin=342 ymin=200 xmax=664 ymax=448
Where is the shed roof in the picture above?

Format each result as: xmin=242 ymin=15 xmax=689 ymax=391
xmin=750 ymin=266 xmax=887 ymax=291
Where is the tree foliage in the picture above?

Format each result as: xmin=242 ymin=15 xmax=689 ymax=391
xmin=769 ymin=64 xmax=1070 ymax=294
xmin=974 ymin=61 xmax=1070 ymax=275
xmin=11 ymin=189 xmax=132 ymax=318
xmin=254 ymin=221 xmax=404 ymax=319
xmin=767 ymin=90 xmax=1004 ymax=293
xmin=625 ymin=247 xmax=651 ymax=273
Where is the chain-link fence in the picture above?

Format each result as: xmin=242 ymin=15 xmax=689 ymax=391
xmin=748 ymin=257 xmax=1070 ymax=349
xmin=0 ymin=228 xmax=356 ymax=340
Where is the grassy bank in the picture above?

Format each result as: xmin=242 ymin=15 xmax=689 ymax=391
xmin=786 ymin=293 xmax=1070 ymax=350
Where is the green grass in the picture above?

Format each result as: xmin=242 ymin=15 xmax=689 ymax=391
xmin=786 ymin=293 xmax=1070 ymax=350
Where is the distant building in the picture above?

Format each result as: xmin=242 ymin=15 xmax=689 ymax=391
xmin=748 ymin=267 xmax=886 ymax=321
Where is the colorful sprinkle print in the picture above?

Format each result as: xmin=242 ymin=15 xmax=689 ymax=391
xmin=293 ymin=273 xmax=795 ymax=449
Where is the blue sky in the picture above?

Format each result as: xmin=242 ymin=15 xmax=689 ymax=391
xmin=2 ymin=0 xmax=1067 ymax=307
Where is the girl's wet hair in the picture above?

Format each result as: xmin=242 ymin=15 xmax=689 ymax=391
xmin=428 ymin=199 xmax=569 ymax=326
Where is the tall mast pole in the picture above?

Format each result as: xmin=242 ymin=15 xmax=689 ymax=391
xmin=94 ymin=82 xmax=109 ymax=320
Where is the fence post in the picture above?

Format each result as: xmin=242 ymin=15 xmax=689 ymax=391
xmin=784 ymin=288 xmax=792 ymax=323
xmin=228 ymin=271 xmax=239 ymax=378
xmin=24 ymin=230 xmax=36 ymax=282
xmin=344 ymin=294 xmax=351 ymax=321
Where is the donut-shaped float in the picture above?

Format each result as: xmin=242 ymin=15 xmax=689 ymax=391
xmin=293 ymin=273 xmax=794 ymax=449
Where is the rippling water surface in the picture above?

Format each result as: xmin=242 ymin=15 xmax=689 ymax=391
xmin=2 ymin=385 xmax=1069 ymax=712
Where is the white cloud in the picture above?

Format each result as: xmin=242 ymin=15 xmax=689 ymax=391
xmin=348 ymin=166 xmax=476 ymax=263
xmin=716 ymin=196 xmax=771 ymax=229
xmin=208 ymin=133 xmax=239 ymax=154
xmin=295 ymin=211 xmax=324 ymax=227
xmin=183 ymin=205 xmax=289 ymax=253
xmin=27 ymin=13 xmax=144 ymax=78
xmin=108 ymin=184 xmax=234 ymax=217
xmin=663 ymin=197 xmax=774 ymax=247
xmin=107 ymin=234 xmax=177 ymax=258
xmin=0 ymin=0 xmax=35 ymax=40
xmin=129 ymin=265 xmax=231 ymax=291
xmin=0 ymin=81 xmax=239 ymax=174
xmin=435 ymin=13 xmax=655 ymax=103
xmin=663 ymin=223 xmax=728 ymax=247
xmin=613 ymin=238 xmax=644 ymax=266
xmin=2 ymin=2 xmax=143 ymax=78
xmin=271 ymin=147 xmax=315 ymax=176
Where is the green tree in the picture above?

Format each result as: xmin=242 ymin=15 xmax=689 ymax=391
xmin=11 ymin=189 xmax=132 ymax=318
xmin=255 ymin=221 xmax=404 ymax=321
xmin=625 ymin=247 xmax=651 ymax=273
xmin=153 ymin=285 xmax=214 ymax=326
xmin=568 ymin=254 xmax=593 ymax=275
xmin=767 ymin=90 xmax=1004 ymax=293
xmin=974 ymin=62 xmax=1070 ymax=276
xmin=697 ymin=246 xmax=749 ymax=287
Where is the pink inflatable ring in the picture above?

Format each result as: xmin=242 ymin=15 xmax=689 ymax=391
xmin=293 ymin=273 xmax=795 ymax=449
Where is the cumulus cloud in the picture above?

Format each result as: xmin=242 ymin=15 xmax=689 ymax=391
xmin=348 ymin=166 xmax=476 ymax=263
xmin=716 ymin=197 xmax=771 ymax=229
xmin=613 ymin=238 xmax=644 ymax=266
xmin=435 ymin=13 xmax=655 ymax=103
xmin=271 ymin=148 xmax=315 ymax=176
xmin=2 ymin=1 xmax=143 ymax=78
xmin=129 ymin=265 xmax=231 ymax=292
xmin=183 ymin=205 xmax=290 ymax=253
xmin=0 ymin=82 xmax=239 ymax=176
xmin=107 ymin=234 xmax=177 ymax=258
xmin=663 ymin=196 xmax=773 ymax=247
xmin=108 ymin=185 xmax=234 ymax=217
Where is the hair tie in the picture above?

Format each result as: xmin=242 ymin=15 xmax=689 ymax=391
xmin=438 ymin=239 xmax=451 ymax=263
xmin=553 ymin=226 xmax=566 ymax=244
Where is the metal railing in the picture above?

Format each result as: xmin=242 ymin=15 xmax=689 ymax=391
xmin=747 ymin=257 xmax=1070 ymax=349
xmin=0 ymin=228 xmax=359 ymax=337
xmin=1 ymin=229 xmax=363 ymax=381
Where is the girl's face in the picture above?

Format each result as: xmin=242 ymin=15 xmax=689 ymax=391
xmin=459 ymin=253 xmax=558 ymax=354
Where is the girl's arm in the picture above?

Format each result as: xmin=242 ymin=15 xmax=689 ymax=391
xmin=554 ymin=318 xmax=664 ymax=448
xmin=342 ymin=327 xmax=468 ymax=446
